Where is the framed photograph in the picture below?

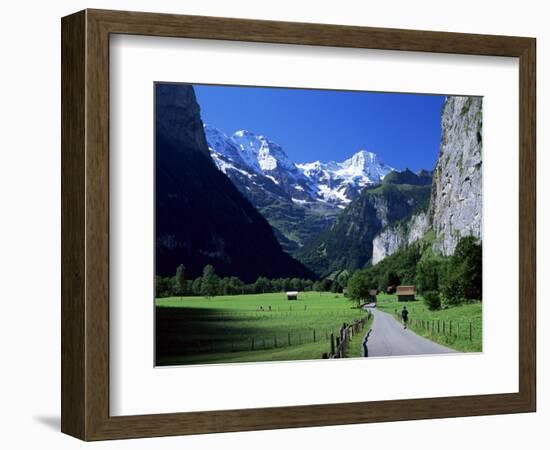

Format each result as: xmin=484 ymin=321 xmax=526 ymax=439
xmin=61 ymin=9 xmax=536 ymax=440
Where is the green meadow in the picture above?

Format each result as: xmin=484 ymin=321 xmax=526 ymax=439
xmin=376 ymin=294 xmax=482 ymax=352
xmin=155 ymin=291 xmax=370 ymax=365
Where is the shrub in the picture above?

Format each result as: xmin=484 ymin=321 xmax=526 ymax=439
xmin=423 ymin=291 xmax=441 ymax=311
xmin=415 ymin=257 xmax=441 ymax=294
xmin=441 ymin=273 xmax=465 ymax=305
xmin=439 ymin=236 xmax=482 ymax=304
xmin=452 ymin=236 xmax=482 ymax=301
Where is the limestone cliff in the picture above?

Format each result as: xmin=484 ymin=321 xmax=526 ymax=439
xmin=430 ymin=96 xmax=482 ymax=255
xmin=371 ymin=211 xmax=430 ymax=264
xmin=370 ymin=96 xmax=482 ymax=264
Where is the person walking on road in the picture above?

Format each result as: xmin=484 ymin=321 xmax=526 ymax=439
xmin=401 ymin=306 xmax=409 ymax=329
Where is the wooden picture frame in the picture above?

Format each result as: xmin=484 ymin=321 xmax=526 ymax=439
xmin=61 ymin=9 xmax=536 ymax=441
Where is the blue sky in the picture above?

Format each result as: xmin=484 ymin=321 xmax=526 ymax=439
xmin=194 ymin=84 xmax=445 ymax=172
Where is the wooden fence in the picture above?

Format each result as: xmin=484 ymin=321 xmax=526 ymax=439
xmin=393 ymin=310 xmax=475 ymax=340
xmin=322 ymin=311 xmax=372 ymax=359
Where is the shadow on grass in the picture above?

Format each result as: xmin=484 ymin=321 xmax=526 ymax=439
xmin=155 ymin=305 xmax=263 ymax=366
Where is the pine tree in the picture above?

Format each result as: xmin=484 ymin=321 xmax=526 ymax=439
xmin=200 ymin=265 xmax=219 ymax=298
xmin=174 ymin=264 xmax=186 ymax=299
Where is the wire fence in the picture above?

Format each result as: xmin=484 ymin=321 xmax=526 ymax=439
xmin=163 ymin=326 xmax=350 ymax=357
xmin=158 ymin=310 xmax=372 ymax=357
xmin=392 ymin=310 xmax=479 ymax=342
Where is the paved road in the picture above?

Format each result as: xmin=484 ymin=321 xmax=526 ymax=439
xmin=364 ymin=308 xmax=456 ymax=357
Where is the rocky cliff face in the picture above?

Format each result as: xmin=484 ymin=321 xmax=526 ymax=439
xmin=430 ymin=96 xmax=482 ymax=255
xmin=155 ymin=83 xmax=314 ymax=281
xmin=155 ymin=84 xmax=210 ymax=159
xmin=370 ymin=96 xmax=482 ymax=264
xmin=371 ymin=211 xmax=430 ymax=264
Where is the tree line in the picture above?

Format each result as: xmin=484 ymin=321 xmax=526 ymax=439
xmin=347 ymin=236 xmax=482 ymax=309
xmin=156 ymin=264 xmax=326 ymax=298
xmin=156 ymin=236 xmax=481 ymax=310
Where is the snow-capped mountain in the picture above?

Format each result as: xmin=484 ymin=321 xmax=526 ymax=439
xmin=205 ymin=126 xmax=316 ymax=204
xmin=204 ymin=125 xmax=394 ymax=209
xmin=298 ymin=150 xmax=394 ymax=205
xmin=204 ymin=124 xmax=396 ymax=253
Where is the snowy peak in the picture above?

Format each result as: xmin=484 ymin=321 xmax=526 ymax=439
xmin=204 ymin=125 xmax=243 ymax=164
xmin=341 ymin=150 xmax=379 ymax=172
xmin=204 ymin=125 xmax=394 ymax=208
xmin=231 ymin=130 xmax=296 ymax=173
xmin=337 ymin=150 xmax=394 ymax=181
xmin=297 ymin=149 xmax=394 ymax=206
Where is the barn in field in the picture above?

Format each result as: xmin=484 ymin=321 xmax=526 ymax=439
xmin=368 ymin=289 xmax=378 ymax=302
xmin=396 ymin=285 xmax=415 ymax=302
xmin=286 ymin=291 xmax=298 ymax=300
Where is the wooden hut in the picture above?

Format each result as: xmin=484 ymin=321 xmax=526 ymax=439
xmin=396 ymin=285 xmax=415 ymax=302
xmin=286 ymin=291 xmax=298 ymax=301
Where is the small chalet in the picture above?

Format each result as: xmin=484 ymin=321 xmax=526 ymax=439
xmin=286 ymin=291 xmax=298 ymax=301
xmin=396 ymin=285 xmax=415 ymax=302
xmin=368 ymin=289 xmax=378 ymax=302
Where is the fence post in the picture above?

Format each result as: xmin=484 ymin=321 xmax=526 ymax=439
xmin=469 ymin=322 xmax=472 ymax=340
xmin=313 ymin=329 xmax=316 ymax=342
xmin=251 ymin=338 xmax=255 ymax=350
xmin=274 ymin=335 xmax=277 ymax=348
xmin=457 ymin=322 xmax=460 ymax=337
xmin=450 ymin=320 xmax=452 ymax=335
xmin=437 ymin=320 xmax=440 ymax=334
xmin=330 ymin=333 xmax=335 ymax=355
xmin=443 ymin=321 xmax=446 ymax=335
xmin=288 ymin=332 xmax=291 ymax=346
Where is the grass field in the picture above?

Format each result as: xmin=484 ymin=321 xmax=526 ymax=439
xmin=155 ymin=291 xmax=370 ymax=365
xmin=376 ymin=294 xmax=482 ymax=352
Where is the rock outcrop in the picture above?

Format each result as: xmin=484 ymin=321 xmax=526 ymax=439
xmin=430 ymin=96 xmax=482 ymax=255
xmin=370 ymin=96 xmax=482 ymax=263
xmin=371 ymin=211 xmax=430 ymax=265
